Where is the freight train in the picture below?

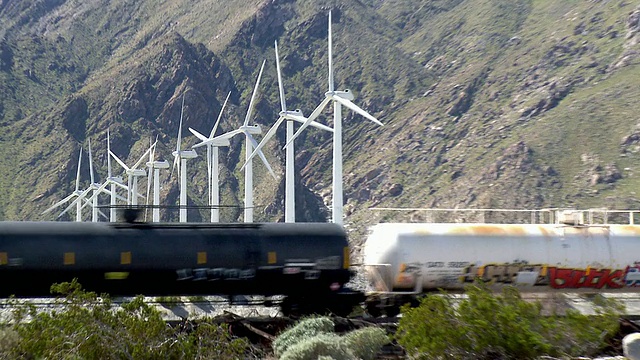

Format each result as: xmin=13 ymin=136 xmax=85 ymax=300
xmin=363 ymin=222 xmax=640 ymax=316
xmin=0 ymin=221 xmax=360 ymax=316
xmin=4 ymin=218 xmax=640 ymax=317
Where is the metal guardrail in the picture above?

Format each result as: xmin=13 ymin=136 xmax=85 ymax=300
xmin=369 ymin=207 xmax=640 ymax=225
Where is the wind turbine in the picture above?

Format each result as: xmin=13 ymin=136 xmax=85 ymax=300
xmin=59 ymin=138 xmax=126 ymax=222
xmin=145 ymin=137 xmax=168 ymax=222
xmin=172 ymin=95 xmax=198 ymax=223
xmin=189 ymin=91 xmax=231 ymax=223
xmin=42 ymin=147 xmax=85 ymax=222
xmin=194 ymin=60 xmax=275 ymax=223
xmin=285 ymin=11 xmax=384 ymax=225
xmin=109 ymin=144 xmax=151 ymax=207
xmin=105 ymin=129 xmax=129 ymax=222
xmin=86 ymin=139 xmax=109 ymax=222
xmin=243 ymin=41 xmax=334 ymax=222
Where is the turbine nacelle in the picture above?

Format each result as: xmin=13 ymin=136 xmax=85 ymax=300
xmin=172 ymin=150 xmax=197 ymax=159
xmin=239 ymin=124 xmax=262 ymax=135
xmin=147 ymin=160 xmax=169 ymax=169
xmin=326 ymin=89 xmax=355 ymax=101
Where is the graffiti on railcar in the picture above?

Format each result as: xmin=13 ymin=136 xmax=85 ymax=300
xmin=549 ymin=267 xmax=624 ymax=289
xmin=625 ymin=263 xmax=640 ymax=287
xmin=461 ymin=262 xmax=640 ymax=289
xmin=461 ymin=262 xmax=550 ymax=287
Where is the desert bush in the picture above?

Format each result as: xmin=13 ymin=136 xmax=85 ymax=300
xmin=274 ymin=316 xmax=389 ymax=360
xmin=0 ymin=280 xmax=250 ymax=359
xmin=272 ymin=316 xmax=334 ymax=357
xmin=396 ymin=282 xmax=624 ymax=359
xmin=342 ymin=327 xmax=389 ymax=360
xmin=279 ymin=333 xmax=354 ymax=360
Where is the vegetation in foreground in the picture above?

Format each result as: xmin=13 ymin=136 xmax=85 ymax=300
xmin=0 ymin=280 xmax=253 ymax=359
xmin=0 ymin=280 xmax=627 ymax=359
xmin=396 ymin=282 xmax=625 ymax=360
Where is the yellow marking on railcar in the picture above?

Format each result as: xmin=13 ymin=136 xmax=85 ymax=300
xmin=586 ymin=266 xmax=591 ymax=276
xmin=343 ymin=247 xmax=350 ymax=269
xmin=0 ymin=252 xmax=7 ymax=265
xmin=64 ymin=252 xmax=75 ymax=265
xmin=121 ymin=252 xmax=131 ymax=265
xmin=541 ymin=265 xmax=548 ymax=277
xmin=104 ymin=272 xmax=129 ymax=280
xmin=197 ymin=252 xmax=207 ymax=265
xmin=268 ymin=251 xmax=277 ymax=264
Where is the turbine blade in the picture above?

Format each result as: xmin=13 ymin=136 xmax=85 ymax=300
xmin=177 ymin=94 xmax=186 ymax=152
xmin=284 ymin=96 xmax=332 ymax=149
xmin=171 ymin=154 xmax=180 ymax=179
xmin=109 ymin=150 xmax=130 ymax=172
xmin=106 ymin=129 xmax=112 ymax=178
xmin=275 ymin=41 xmax=287 ymax=112
xmin=113 ymin=181 xmax=129 ymax=192
xmin=241 ymin=116 xmax=285 ymax=171
xmin=307 ymin=120 xmax=334 ymax=132
xmin=88 ymin=138 xmax=95 ymax=184
xmin=333 ymin=96 xmax=384 ymax=126
xmin=58 ymin=189 xmax=89 ymax=218
xmin=211 ymin=91 xmax=231 ymax=138
xmin=85 ymin=181 xmax=109 ymax=205
xmin=247 ymin=132 xmax=276 ymax=179
xmin=75 ymin=147 xmax=83 ymax=192
xmin=328 ymin=11 xmax=334 ymax=92
xmin=244 ymin=59 xmax=266 ymax=127
xmin=42 ymin=193 xmax=76 ymax=214
xmin=132 ymin=146 xmax=153 ymax=170
xmin=97 ymin=208 xmax=109 ymax=221
xmin=189 ymin=127 xmax=208 ymax=142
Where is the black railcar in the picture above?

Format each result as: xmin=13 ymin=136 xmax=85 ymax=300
xmin=0 ymin=221 xmax=357 ymax=314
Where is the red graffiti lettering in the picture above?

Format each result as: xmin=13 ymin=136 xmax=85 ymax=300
xmin=549 ymin=267 xmax=624 ymax=289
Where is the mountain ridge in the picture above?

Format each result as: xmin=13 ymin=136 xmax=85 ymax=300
xmin=1 ymin=0 xmax=640 ymax=244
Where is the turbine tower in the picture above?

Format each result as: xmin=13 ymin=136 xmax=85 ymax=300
xmin=172 ymin=95 xmax=198 ymax=223
xmin=189 ymin=91 xmax=231 ymax=222
xmin=105 ymin=130 xmax=128 ymax=222
xmin=286 ymin=11 xmax=383 ymax=225
xmin=42 ymin=148 xmax=85 ymax=222
xmin=197 ymin=61 xmax=275 ymax=222
xmin=109 ymin=144 xmax=151 ymax=207
xmin=243 ymin=41 xmax=333 ymax=222
xmin=145 ymin=137 xmax=168 ymax=222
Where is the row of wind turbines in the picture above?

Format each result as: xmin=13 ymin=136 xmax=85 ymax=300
xmin=43 ymin=12 xmax=383 ymax=225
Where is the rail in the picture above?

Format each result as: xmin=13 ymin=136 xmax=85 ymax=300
xmin=368 ymin=207 xmax=640 ymax=225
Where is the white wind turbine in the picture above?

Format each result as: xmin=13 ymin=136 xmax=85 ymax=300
xmin=189 ymin=91 xmax=231 ymax=223
xmin=109 ymin=144 xmax=151 ymax=207
xmin=145 ymin=137 xmax=168 ymax=222
xmin=105 ymin=130 xmax=129 ymax=222
xmin=61 ymin=137 xmax=128 ymax=222
xmin=194 ymin=60 xmax=275 ymax=223
xmin=172 ymin=95 xmax=198 ymax=223
xmin=285 ymin=11 xmax=383 ymax=225
xmin=243 ymin=41 xmax=334 ymax=223
xmin=42 ymin=147 xmax=85 ymax=222
xmin=86 ymin=139 xmax=108 ymax=222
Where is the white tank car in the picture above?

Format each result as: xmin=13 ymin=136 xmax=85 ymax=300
xmin=364 ymin=223 xmax=640 ymax=293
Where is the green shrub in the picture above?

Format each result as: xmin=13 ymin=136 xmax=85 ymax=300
xmin=342 ymin=327 xmax=389 ymax=360
xmin=272 ymin=316 xmax=334 ymax=356
xmin=280 ymin=333 xmax=355 ymax=360
xmin=396 ymin=282 xmax=624 ymax=359
xmin=0 ymin=280 xmax=249 ymax=359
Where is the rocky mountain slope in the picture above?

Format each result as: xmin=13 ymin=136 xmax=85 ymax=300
xmin=1 ymin=0 xmax=640 ymax=245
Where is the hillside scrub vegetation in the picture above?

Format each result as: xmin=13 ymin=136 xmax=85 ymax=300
xmin=396 ymin=282 xmax=625 ymax=359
